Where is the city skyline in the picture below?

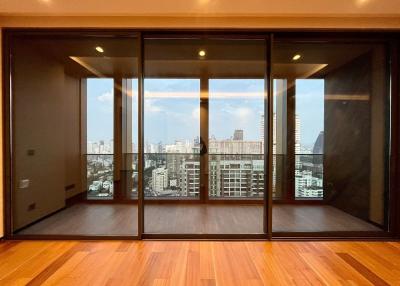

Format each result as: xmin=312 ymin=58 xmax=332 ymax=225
xmin=87 ymin=116 xmax=324 ymax=199
xmin=87 ymin=77 xmax=324 ymax=199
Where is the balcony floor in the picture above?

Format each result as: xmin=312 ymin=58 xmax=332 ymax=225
xmin=16 ymin=204 xmax=382 ymax=236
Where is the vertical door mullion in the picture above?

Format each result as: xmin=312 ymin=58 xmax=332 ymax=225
xmin=6 ymin=35 xmax=13 ymax=238
xmin=138 ymin=33 xmax=145 ymax=238
xmin=265 ymin=34 xmax=274 ymax=239
xmin=286 ymin=77 xmax=296 ymax=202
xmin=200 ymin=74 xmax=209 ymax=203
xmin=114 ymin=77 xmax=123 ymax=200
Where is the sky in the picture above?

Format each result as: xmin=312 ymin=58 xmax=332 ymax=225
xmin=295 ymin=79 xmax=324 ymax=148
xmin=87 ymin=78 xmax=114 ymax=142
xmin=87 ymin=78 xmax=324 ymax=148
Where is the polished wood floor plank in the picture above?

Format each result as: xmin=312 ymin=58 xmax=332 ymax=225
xmin=272 ymin=243 xmax=325 ymax=285
xmin=0 ymin=242 xmax=77 ymax=285
xmin=0 ymin=241 xmax=399 ymax=285
xmin=0 ymin=241 xmax=72 ymax=281
xmin=26 ymin=242 xmax=93 ymax=286
xmin=337 ymin=253 xmax=389 ymax=286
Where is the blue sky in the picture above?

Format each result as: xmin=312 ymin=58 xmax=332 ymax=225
xmin=87 ymin=78 xmax=114 ymax=142
xmin=87 ymin=78 xmax=324 ymax=148
xmin=296 ymin=79 xmax=324 ymax=148
xmin=143 ymin=79 xmax=200 ymax=144
xmin=209 ymin=79 xmax=264 ymax=141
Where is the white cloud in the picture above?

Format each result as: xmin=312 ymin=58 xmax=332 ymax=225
xmin=145 ymin=99 xmax=163 ymax=113
xmin=191 ymin=107 xmax=200 ymax=120
xmin=222 ymin=105 xmax=252 ymax=120
xmin=236 ymin=107 xmax=252 ymax=120
xmin=97 ymin=90 xmax=113 ymax=102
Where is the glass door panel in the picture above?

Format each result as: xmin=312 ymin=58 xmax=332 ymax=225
xmin=10 ymin=34 xmax=139 ymax=237
xmin=143 ymin=37 xmax=267 ymax=236
xmin=209 ymin=79 xmax=265 ymax=197
xmin=143 ymin=78 xmax=201 ymax=199
xmin=208 ymin=79 xmax=265 ymax=234
xmin=87 ymin=78 xmax=114 ymax=200
xmin=143 ymin=77 xmax=201 ymax=233
xmin=143 ymin=37 xmax=202 ymax=233
xmin=272 ymin=40 xmax=390 ymax=234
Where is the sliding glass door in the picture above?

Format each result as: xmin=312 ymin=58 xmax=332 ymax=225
xmin=272 ymin=39 xmax=390 ymax=235
xmin=9 ymin=33 xmax=140 ymax=237
xmin=6 ymin=31 xmax=393 ymax=239
xmin=142 ymin=36 xmax=268 ymax=236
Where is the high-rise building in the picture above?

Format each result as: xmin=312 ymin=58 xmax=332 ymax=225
xmin=313 ymin=131 xmax=324 ymax=154
xmin=209 ymin=139 xmax=262 ymax=154
xmin=233 ymin=129 xmax=244 ymax=141
xmin=209 ymin=130 xmax=262 ymax=154
xmin=260 ymin=114 xmax=264 ymax=144
xmin=295 ymin=169 xmax=323 ymax=198
xmin=209 ymin=156 xmax=264 ymax=198
xmin=180 ymin=160 xmax=200 ymax=197
xmin=295 ymin=115 xmax=301 ymax=153
xmin=165 ymin=140 xmax=193 ymax=153
xmin=152 ymin=167 xmax=169 ymax=193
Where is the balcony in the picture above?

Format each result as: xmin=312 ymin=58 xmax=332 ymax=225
xmin=14 ymin=152 xmax=383 ymax=236
xmin=7 ymin=31 xmax=392 ymax=239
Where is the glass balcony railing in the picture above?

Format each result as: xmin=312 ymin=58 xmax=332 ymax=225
xmin=209 ymin=154 xmax=264 ymax=199
xmin=295 ymin=154 xmax=323 ymax=199
xmin=86 ymin=154 xmax=114 ymax=199
xmin=122 ymin=153 xmax=138 ymax=199
xmin=272 ymin=154 xmax=324 ymax=200
xmin=144 ymin=153 xmax=200 ymax=198
xmin=272 ymin=154 xmax=285 ymax=200
xmin=85 ymin=153 xmax=324 ymax=200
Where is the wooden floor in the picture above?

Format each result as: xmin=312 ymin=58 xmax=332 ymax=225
xmin=0 ymin=240 xmax=399 ymax=285
xmin=17 ymin=204 xmax=381 ymax=236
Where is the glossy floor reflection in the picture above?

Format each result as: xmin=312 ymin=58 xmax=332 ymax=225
xmin=16 ymin=204 xmax=382 ymax=236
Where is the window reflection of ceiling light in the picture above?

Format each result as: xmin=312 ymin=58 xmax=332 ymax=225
xmin=95 ymin=46 xmax=104 ymax=53
xmin=292 ymin=54 xmax=301 ymax=61
xmin=357 ymin=0 xmax=369 ymax=5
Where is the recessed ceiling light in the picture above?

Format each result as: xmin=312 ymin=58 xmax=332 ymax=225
xmin=199 ymin=50 xmax=206 ymax=57
xmin=292 ymin=54 xmax=301 ymax=61
xmin=95 ymin=46 xmax=104 ymax=53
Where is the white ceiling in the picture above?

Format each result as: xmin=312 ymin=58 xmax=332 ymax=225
xmin=0 ymin=0 xmax=399 ymax=16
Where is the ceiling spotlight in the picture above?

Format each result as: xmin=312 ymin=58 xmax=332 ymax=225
xmin=199 ymin=50 xmax=206 ymax=57
xmin=95 ymin=46 xmax=104 ymax=53
xmin=292 ymin=54 xmax=301 ymax=61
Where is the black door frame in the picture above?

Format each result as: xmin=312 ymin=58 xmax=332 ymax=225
xmin=2 ymin=29 xmax=400 ymax=240
xmin=139 ymin=33 xmax=271 ymax=239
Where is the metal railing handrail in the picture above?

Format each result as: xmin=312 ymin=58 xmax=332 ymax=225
xmin=85 ymin=153 xmax=324 ymax=156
